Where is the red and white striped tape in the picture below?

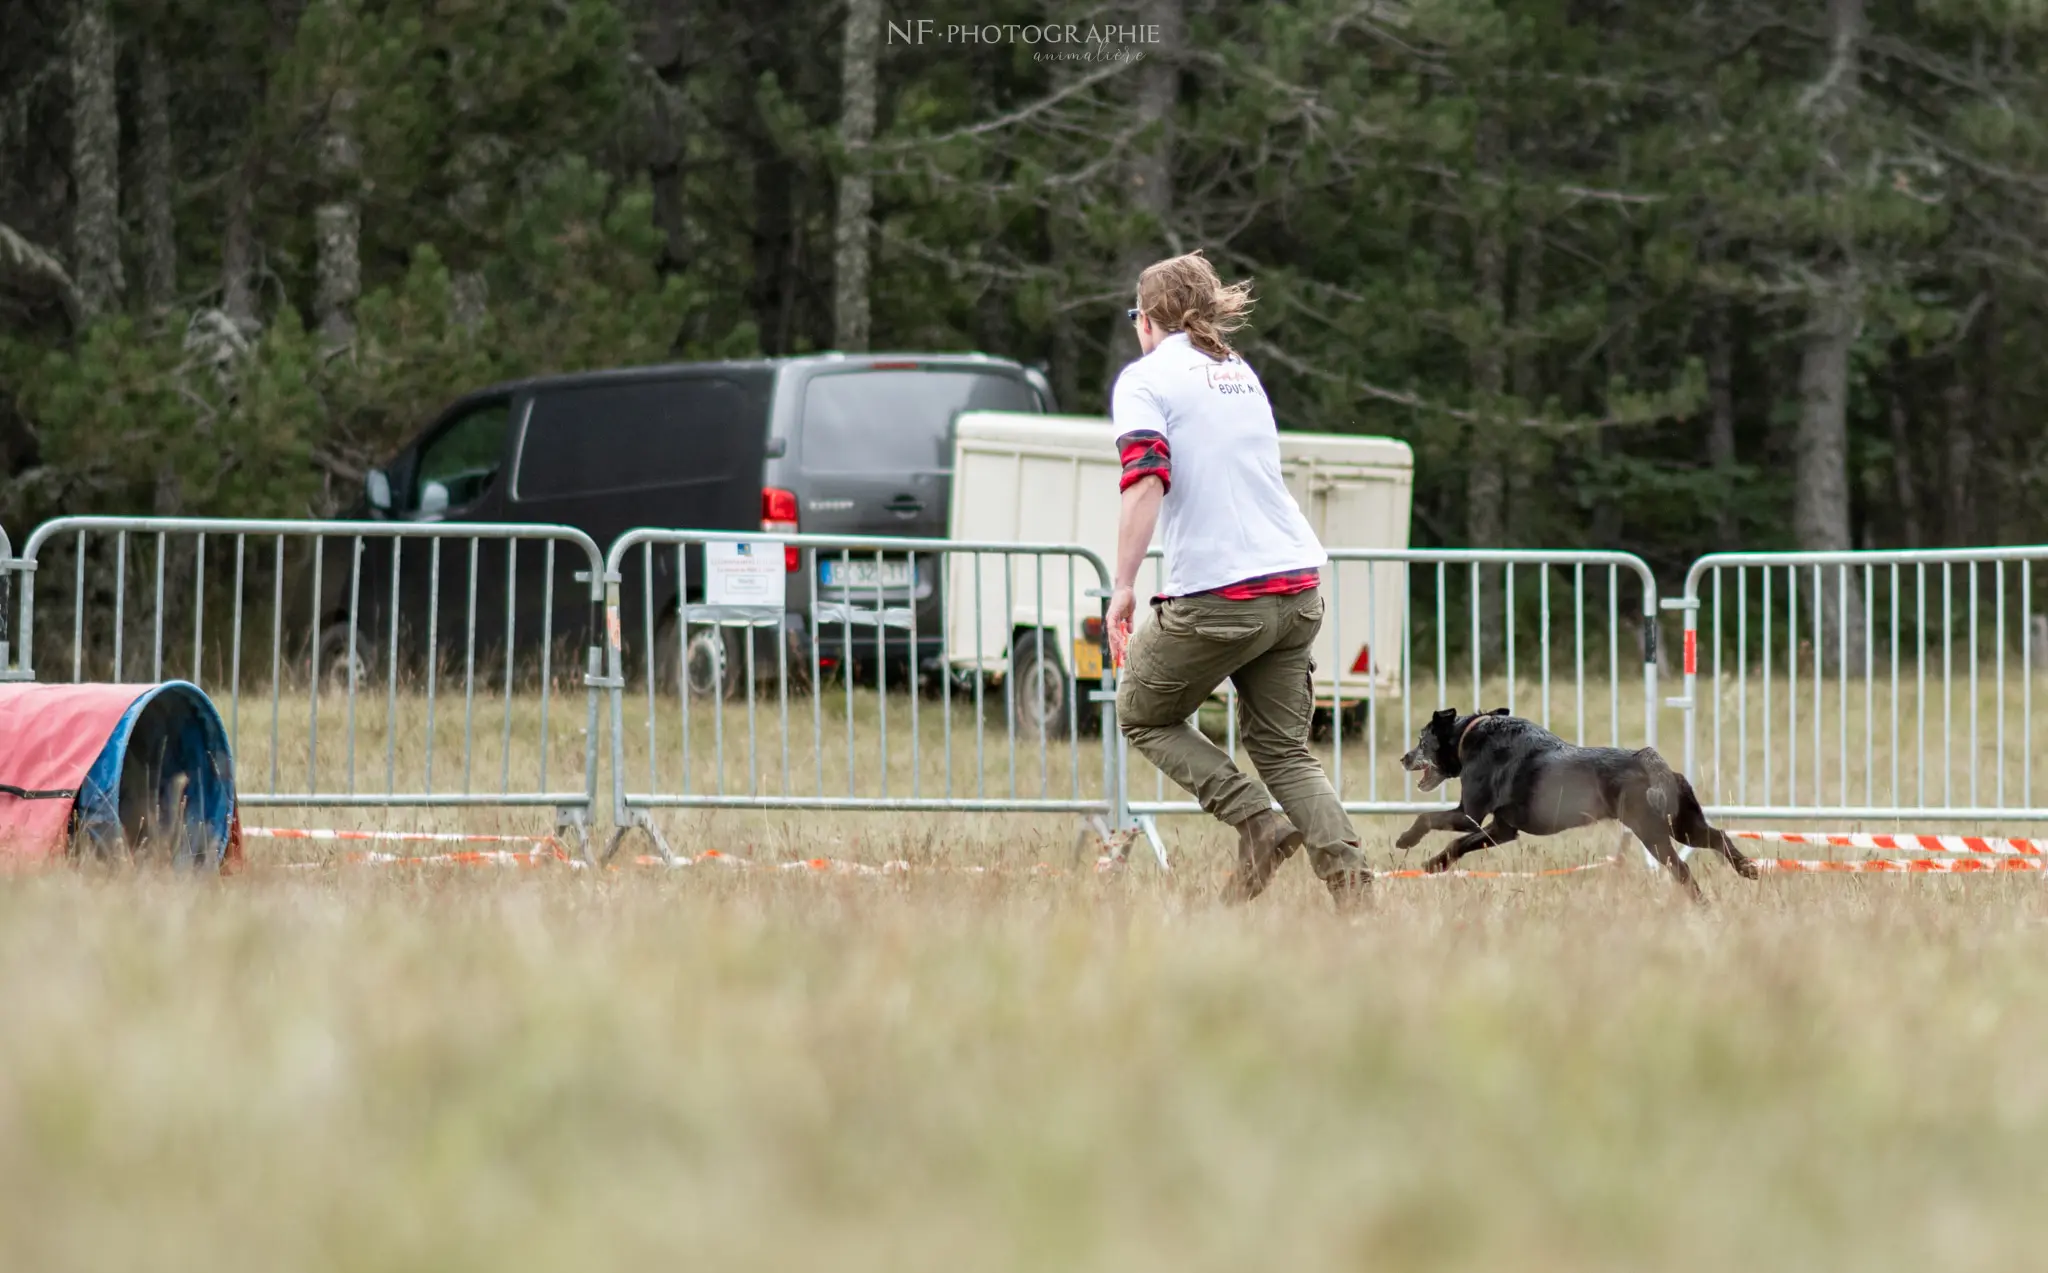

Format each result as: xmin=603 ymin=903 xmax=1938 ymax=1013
xmin=276 ymin=849 xmax=582 ymax=869
xmin=1730 ymin=830 xmax=2047 ymax=857
xmin=637 ymin=850 xmax=1070 ymax=877
xmin=245 ymin=826 xmax=570 ymax=848
xmin=1755 ymin=856 xmax=2048 ymax=875
xmin=242 ymin=824 xmax=2048 ymax=883
xmin=247 ymin=826 xmax=580 ymax=869
xmin=1381 ymin=857 xmax=1617 ymax=881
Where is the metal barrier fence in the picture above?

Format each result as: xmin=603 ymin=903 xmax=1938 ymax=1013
xmin=13 ymin=513 xmax=2046 ymax=863
xmin=599 ymin=529 xmax=1123 ymax=864
xmin=1124 ymin=548 xmax=1662 ymax=825
xmin=13 ymin=517 xmax=608 ymax=851
xmin=0 ymin=524 xmax=20 ymax=682
xmin=1673 ymin=547 xmax=2048 ymax=822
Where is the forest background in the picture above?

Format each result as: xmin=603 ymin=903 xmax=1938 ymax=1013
xmin=4 ymin=0 xmax=2046 ymax=590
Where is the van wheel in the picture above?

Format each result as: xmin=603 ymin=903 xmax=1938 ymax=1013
xmin=315 ymin=621 xmax=376 ymax=691
xmin=654 ymin=618 xmax=742 ymax=700
xmin=1010 ymin=634 xmax=1072 ymax=741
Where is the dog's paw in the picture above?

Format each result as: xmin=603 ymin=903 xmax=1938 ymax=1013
xmin=1394 ymin=826 xmax=1426 ymax=850
xmin=1422 ymin=852 xmax=1453 ymax=874
xmin=1734 ymin=856 xmax=1761 ymax=881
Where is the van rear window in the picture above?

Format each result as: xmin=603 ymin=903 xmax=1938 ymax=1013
xmin=800 ymin=370 xmax=1039 ymax=473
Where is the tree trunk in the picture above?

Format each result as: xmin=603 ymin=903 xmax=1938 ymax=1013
xmin=1464 ymin=117 xmax=1507 ymax=550
xmin=136 ymin=36 xmax=176 ymax=313
xmin=1885 ymin=364 xmax=1922 ymax=549
xmin=831 ymin=0 xmax=880 ymax=352
xmin=1048 ymin=198 xmax=1082 ymax=410
xmin=1970 ymin=278 xmax=1999 ymax=545
xmin=1941 ymin=377 xmax=1974 ymax=547
xmin=638 ymin=0 xmax=691 ymax=277
xmin=1465 ymin=230 xmax=1507 ymax=548
xmin=1794 ymin=290 xmax=1855 ymax=552
xmin=1795 ymin=275 xmax=1866 ymax=666
xmin=452 ymin=271 xmax=488 ymax=333
xmin=221 ymin=0 xmax=305 ymax=333
xmin=221 ymin=163 xmax=258 ymax=329
xmin=745 ymin=0 xmax=794 ymax=356
xmin=1044 ymin=43 xmax=1089 ymax=410
xmin=1706 ymin=300 xmax=1739 ymax=545
xmin=68 ymin=0 xmax=123 ymax=320
xmin=1792 ymin=0 xmax=1867 ymax=669
xmin=314 ymin=17 xmax=361 ymax=351
xmin=1115 ymin=0 xmax=1183 ymax=358
xmin=1505 ymin=226 xmax=1541 ymax=538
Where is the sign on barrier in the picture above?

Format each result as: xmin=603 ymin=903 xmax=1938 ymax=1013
xmin=598 ymin=529 xmax=1128 ymax=866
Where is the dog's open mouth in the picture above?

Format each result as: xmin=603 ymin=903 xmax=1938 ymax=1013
xmin=1413 ymin=764 xmax=1444 ymax=792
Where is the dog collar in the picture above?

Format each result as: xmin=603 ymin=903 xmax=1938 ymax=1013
xmin=1457 ymin=714 xmax=1488 ymax=755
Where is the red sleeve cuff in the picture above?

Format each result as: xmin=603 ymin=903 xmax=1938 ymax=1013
xmin=1116 ymin=430 xmax=1171 ymax=494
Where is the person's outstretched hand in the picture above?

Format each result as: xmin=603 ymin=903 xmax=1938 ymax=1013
xmin=1107 ymin=585 xmax=1136 ymax=667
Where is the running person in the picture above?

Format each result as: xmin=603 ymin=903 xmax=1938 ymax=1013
xmin=1106 ymin=251 xmax=1372 ymax=910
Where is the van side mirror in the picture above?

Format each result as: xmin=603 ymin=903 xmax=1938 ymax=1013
xmin=365 ymin=468 xmax=393 ymax=513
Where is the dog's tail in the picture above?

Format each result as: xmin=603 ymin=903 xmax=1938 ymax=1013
xmin=1633 ymin=746 xmax=1677 ymax=820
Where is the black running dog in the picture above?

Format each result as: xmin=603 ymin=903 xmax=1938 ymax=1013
xmin=1395 ymin=707 xmax=1758 ymax=901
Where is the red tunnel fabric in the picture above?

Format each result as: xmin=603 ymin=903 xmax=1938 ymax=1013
xmin=0 ymin=683 xmax=165 ymax=863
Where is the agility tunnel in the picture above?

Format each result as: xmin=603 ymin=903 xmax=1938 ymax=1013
xmin=0 ymin=681 xmax=240 ymax=870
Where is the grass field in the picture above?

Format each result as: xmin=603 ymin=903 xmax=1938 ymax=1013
xmin=8 ymin=848 xmax=2048 ymax=1271
xmin=10 ymin=673 xmax=2048 ymax=1270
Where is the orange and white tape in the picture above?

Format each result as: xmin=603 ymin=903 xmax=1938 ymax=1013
xmin=247 ymin=826 xmax=581 ymax=869
xmin=1755 ymin=856 xmax=2048 ymax=875
xmin=636 ymin=850 xmax=1070 ymax=877
xmin=1381 ymin=857 xmax=1617 ymax=881
xmin=245 ymin=826 xmax=571 ymax=848
xmin=275 ymin=845 xmax=582 ymax=869
xmin=1730 ymin=830 xmax=2046 ymax=857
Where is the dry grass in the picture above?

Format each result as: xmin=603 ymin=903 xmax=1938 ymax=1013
xmin=6 ymin=851 xmax=2048 ymax=1272
xmin=10 ymin=674 xmax=2048 ymax=1270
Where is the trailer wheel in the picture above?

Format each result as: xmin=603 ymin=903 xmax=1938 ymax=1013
xmin=1010 ymin=633 xmax=1073 ymax=741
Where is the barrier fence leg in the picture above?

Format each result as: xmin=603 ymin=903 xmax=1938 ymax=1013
xmin=1662 ymin=593 xmax=1701 ymax=865
xmin=1139 ymin=815 xmax=1168 ymax=871
xmin=554 ymin=806 xmax=591 ymax=862
xmin=1074 ymin=814 xmax=1113 ymax=866
xmin=1094 ymin=678 xmax=1149 ymax=869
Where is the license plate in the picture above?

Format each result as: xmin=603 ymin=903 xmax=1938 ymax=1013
xmin=1071 ymin=637 xmax=1103 ymax=681
xmin=819 ymin=558 xmax=913 ymax=590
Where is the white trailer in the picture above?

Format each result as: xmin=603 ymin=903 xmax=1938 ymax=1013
xmin=945 ymin=411 xmax=1413 ymax=732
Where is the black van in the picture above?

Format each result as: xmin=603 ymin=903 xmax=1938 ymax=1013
xmin=317 ymin=352 xmax=1054 ymax=693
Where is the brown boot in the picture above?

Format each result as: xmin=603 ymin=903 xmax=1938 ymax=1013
xmin=1219 ymin=809 xmax=1305 ymax=904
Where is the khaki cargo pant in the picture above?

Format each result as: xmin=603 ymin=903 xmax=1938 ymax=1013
xmin=1116 ymin=590 xmax=1365 ymax=883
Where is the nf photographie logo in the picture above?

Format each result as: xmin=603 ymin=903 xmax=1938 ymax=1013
xmin=887 ymin=18 xmax=1163 ymax=61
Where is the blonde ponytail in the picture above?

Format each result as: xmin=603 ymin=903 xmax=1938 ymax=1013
xmin=1136 ymin=250 xmax=1255 ymax=359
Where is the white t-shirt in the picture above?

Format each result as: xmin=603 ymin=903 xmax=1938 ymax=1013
xmin=1111 ymin=332 xmax=1325 ymax=597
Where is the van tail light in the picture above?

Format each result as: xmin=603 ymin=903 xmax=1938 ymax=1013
xmin=762 ymin=488 xmax=800 ymax=572
xmin=1350 ymin=645 xmax=1372 ymax=675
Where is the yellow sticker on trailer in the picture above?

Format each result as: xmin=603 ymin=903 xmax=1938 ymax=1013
xmin=1072 ymin=637 xmax=1104 ymax=681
